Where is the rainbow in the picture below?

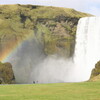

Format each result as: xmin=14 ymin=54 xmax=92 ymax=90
xmin=1 ymin=33 xmax=34 ymax=63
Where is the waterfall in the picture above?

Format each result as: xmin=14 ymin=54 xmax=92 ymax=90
xmin=3 ymin=17 xmax=100 ymax=84
xmin=74 ymin=17 xmax=100 ymax=81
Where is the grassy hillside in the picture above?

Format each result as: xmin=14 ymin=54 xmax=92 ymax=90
xmin=89 ymin=61 xmax=100 ymax=81
xmin=0 ymin=4 xmax=91 ymax=59
xmin=0 ymin=82 xmax=100 ymax=100
xmin=0 ymin=4 xmax=91 ymax=19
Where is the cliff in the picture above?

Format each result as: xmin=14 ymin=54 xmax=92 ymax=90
xmin=0 ymin=4 xmax=93 ymax=84
xmin=0 ymin=4 xmax=91 ymax=60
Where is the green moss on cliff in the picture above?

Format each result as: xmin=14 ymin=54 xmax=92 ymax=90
xmin=0 ymin=4 xmax=91 ymax=58
xmin=89 ymin=61 xmax=100 ymax=82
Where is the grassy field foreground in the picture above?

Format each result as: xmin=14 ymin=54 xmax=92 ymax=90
xmin=0 ymin=82 xmax=100 ymax=100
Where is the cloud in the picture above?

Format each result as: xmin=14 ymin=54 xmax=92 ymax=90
xmin=87 ymin=6 xmax=100 ymax=16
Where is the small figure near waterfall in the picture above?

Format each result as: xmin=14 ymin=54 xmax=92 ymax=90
xmin=33 ymin=81 xmax=35 ymax=84
xmin=33 ymin=81 xmax=38 ymax=84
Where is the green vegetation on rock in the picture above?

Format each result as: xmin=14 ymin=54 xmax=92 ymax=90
xmin=0 ymin=4 xmax=91 ymax=58
xmin=89 ymin=61 xmax=100 ymax=82
xmin=0 ymin=62 xmax=15 ymax=84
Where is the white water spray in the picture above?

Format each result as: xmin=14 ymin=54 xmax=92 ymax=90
xmin=3 ymin=17 xmax=100 ymax=84
xmin=74 ymin=17 xmax=100 ymax=81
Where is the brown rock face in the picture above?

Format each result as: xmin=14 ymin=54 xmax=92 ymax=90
xmin=0 ymin=62 xmax=15 ymax=84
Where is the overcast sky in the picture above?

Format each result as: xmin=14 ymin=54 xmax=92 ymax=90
xmin=0 ymin=0 xmax=100 ymax=16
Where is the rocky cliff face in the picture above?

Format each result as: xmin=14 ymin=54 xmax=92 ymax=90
xmin=0 ymin=4 xmax=91 ymax=60
xmin=89 ymin=61 xmax=100 ymax=82
xmin=0 ymin=62 xmax=15 ymax=84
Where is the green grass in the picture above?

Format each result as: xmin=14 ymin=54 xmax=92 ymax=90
xmin=0 ymin=82 xmax=100 ymax=100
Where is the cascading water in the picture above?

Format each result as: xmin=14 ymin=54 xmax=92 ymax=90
xmin=74 ymin=17 xmax=100 ymax=81
xmin=3 ymin=17 xmax=100 ymax=84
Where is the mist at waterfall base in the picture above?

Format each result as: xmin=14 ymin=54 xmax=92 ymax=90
xmin=3 ymin=17 xmax=100 ymax=84
xmin=4 ymin=38 xmax=79 ymax=84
